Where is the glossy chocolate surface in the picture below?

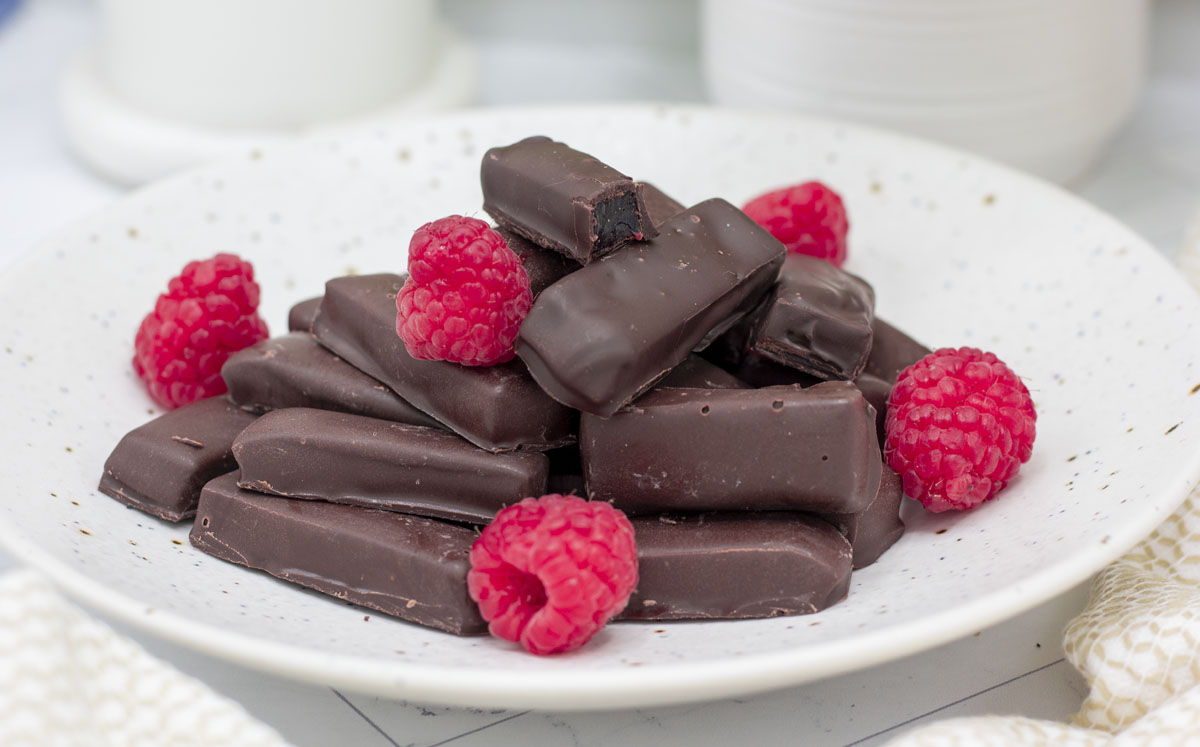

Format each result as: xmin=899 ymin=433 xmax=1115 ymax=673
xmin=233 ymin=408 xmax=547 ymax=523
xmin=311 ymin=273 xmax=574 ymax=452
xmin=655 ymin=355 xmax=750 ymax=390
xmin=517 ymin=198 xmax=786 ymax=416
xmin=482 ymin=136 xmax=653 ymax=264
xmin=750 ymin=254 xmax=875 ymax=380
xmin=581 ymin=382 xmax=882 ymax=514
xmin=222 ymin=333 xmax=444 ymax=429
xmin=821 ymin=464 xmax=905 ymax=569
xmin=191 ymin=473 xmax=486 ymax=635
xmin=98 ymin=397 xmax=257 ymax=521
xmin=618 ymin=513 xmax=853 ymax=620
xmin=497 ymin=226 xmax=579 ymax=298
xmin=638 ymin=181 xmax=685 ymax=226
xmin=287 ymin=296 xmax=322 ymax=333
xmin=865 ymin=316 xmax=932 ymax=383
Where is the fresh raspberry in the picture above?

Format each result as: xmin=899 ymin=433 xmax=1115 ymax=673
xmin=467 ymin=494 xmax=638 ymax=655
xmin=884 ymin=347 xmax=1036 ymax=512
xmin=742 ymin=181 xmax=849 ymax=266
xmin=396 ymin=216 xmax=532 ymax=366
xmin=133 ymin=254 xmax=269 ymax=409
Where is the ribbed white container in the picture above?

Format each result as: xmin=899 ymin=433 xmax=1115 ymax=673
xmin=702 ymin=0 xmax=1148 ymax=183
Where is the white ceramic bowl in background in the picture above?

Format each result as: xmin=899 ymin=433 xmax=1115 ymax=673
xmin=3 ymin=106 xmax=1199 ymax=709
xmin=702 ymin=0 xmax=1148 ymax=183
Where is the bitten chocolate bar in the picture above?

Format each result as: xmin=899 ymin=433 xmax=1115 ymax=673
xmin=517 ymin=198 xmax=786 ymax=416
xmin=222 ymin=333 xmax=444 ymax=430
xmin=865 ymin=316 xmax=931 ymax=382
xmin=618 ymin=512 xmax=853 ymax=620
xmin=191 ymin=473 xmax=487 ymax=636
xmin=580 ymin=382 xmax=882 ymax=514
xmin=98 ymin=397 xmax=257 ymax=521
xmin=287 ymin=296 xmax=322 ymax=333
xmin=311 ymin=273 xmax=574 ymax=452
xmin=233 ymin=408 xmax=548 ymax=524
xmin=820 ymin=464 xmax=905 ymax=569
xmin=749 ymin=254 xmax=876 ymax=380
xmin=482 ymin=136 xmax=654 ymax=264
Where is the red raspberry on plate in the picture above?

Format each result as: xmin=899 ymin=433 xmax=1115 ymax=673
xmin=884 ymin=347 xmax=1036 ymax=512
xmin=396 ymin=216 xmax=532 ymax=366
xmin=742 ymin=181 xmax=849 ymax=267
xmin=133 ymin=253 xmax=269 ymax=410
xmin=467 ymin=494 xmax=638 ymax=655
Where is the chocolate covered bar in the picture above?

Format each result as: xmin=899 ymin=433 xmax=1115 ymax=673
xmin=638 ymin=182 xmax=685 ymax=226
xmin=311 ymin=274 xmax=574 ymax=452
xmin=482 ymin=136 xmax=654 ymax=264
xmin=517 ymin=198 xmax=786 ymax=416
xmin=749 ymin=254 xmax=876 ymax=380
xmin=656 ymin=355 xmax=749 ymax=390
xmin=98 ymin=397 xmax=256 ymax=521
xmin=497 ymin=227 xmax=579 ymax=298
xmin=581 ymin=382 xmax=882 ymax=514
xmin=222 ymin=333 xmax=445 ymax=429
xmin=288 ymin=296 xmax=322 ymax=333
xmin=853 ymin=372 xmax=892 ymax=447
xmin=821 ymin=464 xmax=905 ymax=569
xmin=191 ymin=473 xmax=486 ymax=635
xmin=233 ymin=408 xmax=547 ymax=523
xmin=865 ymin=317 xmax=931 ymax=382
xmin=618 ymin=513 xmax=852 ymax=620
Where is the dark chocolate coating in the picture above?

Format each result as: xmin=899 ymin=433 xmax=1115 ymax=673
xmin=191 ymin=473 xmax=486 ymax=636
xmin=655 ymin=355 xmax=750 ymax=390
xmin=865 ymin=317 xmax=932 ymax=383
xmin=638 ymin=182 xmax=685 ymax=226
xmin=821 ymin=464 xmax=905 ymax=569
xmin=481 ymin=136 xmax=654 ymax=264
xmin=288 ymin=296 xmax=322 ymax=333
xmin=98 ymin=397 xmax=257 ymax=521
xmin=581 ymin=382 xmax=882 ymax=515
xmin=311 ymin=273 xmax=574 ymax=452
xmin=222 ymin=333 xmax=444 ymax=429
xmin=517 ymin=198 xmax=786 ymax=416
xmin=750 ymin=254 xmax=876 ymax=380
xmin=233 ymin=408 xmax=547 ymax=523
xmin=853 ymin=372 xmax=892 ymax=448
xmin=617 ymin=513 xmax=852 ymax=621
xmin=497 ymin=227 xmax=580 ymax=298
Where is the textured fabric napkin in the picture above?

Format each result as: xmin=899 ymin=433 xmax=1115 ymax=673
xmin=0 ymin=569 xmax=289 ymax=747
xmin=887 ymin=228 xmax=1200 ymax=744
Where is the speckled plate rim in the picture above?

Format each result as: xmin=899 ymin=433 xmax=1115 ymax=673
xmin=2 ymin=104 xmax=1199 ymax=711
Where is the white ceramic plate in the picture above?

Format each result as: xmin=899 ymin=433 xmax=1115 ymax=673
xmin=2 ymin=105 xmax=1199 ymax=710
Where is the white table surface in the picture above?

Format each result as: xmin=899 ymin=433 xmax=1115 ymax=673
xmin=1 ymin=1 xmax=1197 ymax=744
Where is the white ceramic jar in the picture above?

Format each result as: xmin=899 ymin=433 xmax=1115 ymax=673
xmin=62 ymin=0 xmax=476 ymax=185
xmin=701 ymin=0 xmax=1148 ymax=183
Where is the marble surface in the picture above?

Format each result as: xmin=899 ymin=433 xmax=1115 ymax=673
xmin=0 ymin=0 xmax=1197 ymax=744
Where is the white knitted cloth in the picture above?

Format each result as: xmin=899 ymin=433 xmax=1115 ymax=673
xmin=0 ymin=569 xmax=289 ymax=747
xmin=888 ymin=222 xmax=1200 ymax=745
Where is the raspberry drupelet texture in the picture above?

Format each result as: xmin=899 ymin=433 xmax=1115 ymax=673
xmin=884 ymin=347 xmax=1036 ymax=512
xmin=467 ymin=494 xmax=638 ymax=655
xmin=133 ymin=253 xmax=269 ymax=410
xmin=396 ymin=216 xmax=532 ymax=366
xmin=741 ymin=181 xmax=850 ymax=267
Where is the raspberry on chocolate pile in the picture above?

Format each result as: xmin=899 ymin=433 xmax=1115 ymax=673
xmin=884 ymin=347 xmax=1036 ymax=512
xmin=742 ymin=181 xmax=850 ymax=267
xmin=467 ymin=494 xmax=638 ymax=655
xmin=133 ymin=253 xmax=269 ymax=410
xmin=396 ymin=215 xmax=532 ymax=367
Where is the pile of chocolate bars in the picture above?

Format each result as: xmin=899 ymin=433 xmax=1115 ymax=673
xmin=99 ymin=136 xmax=930 ymax=637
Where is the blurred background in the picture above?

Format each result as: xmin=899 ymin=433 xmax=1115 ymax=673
xmin=1 ymin=0 xmax=1197 ymax=265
